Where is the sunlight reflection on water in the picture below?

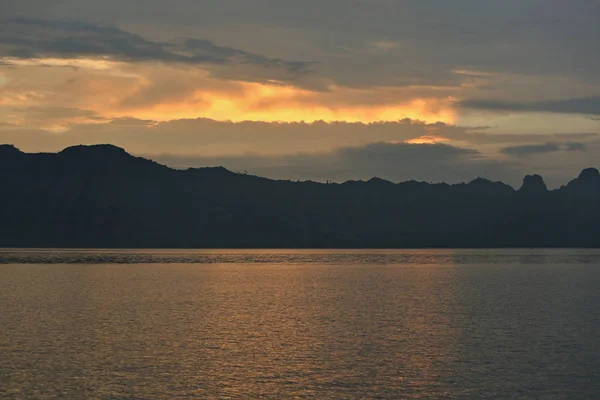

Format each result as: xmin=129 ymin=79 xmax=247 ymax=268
xmin=1 ymin=249 xmax=599 ymax=399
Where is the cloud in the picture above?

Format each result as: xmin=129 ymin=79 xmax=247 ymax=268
xmin=500 ymin=142 xmax=587 ymax=157
xmin=2 ymin=10 xmax=599 ymax=133
xmin=553 ymin=133 xmax=598 ymax=140
xmin=0 ymin=106 xmax=108 ymax=131
xmin=460 ymin=132 xmax=599 ymax=145
xmin=183 ymin=38 xmax=311 ymax=73
xmin=0 ymin=1 xmax=598 ymax=189
xmin=0 ymin=57 xmax=457 ymax=125
xmin=564 ymin=142 xmax=587 ymax=152
xmin=3 ymin=0 xmax=600 ymax=93
xmin=460 ymin=96 xmax=600 ymax=116
xmin=500 ymin=143 xmax=560 ymax=157
xmin=0 ymin=18 xmax=312 ymax=76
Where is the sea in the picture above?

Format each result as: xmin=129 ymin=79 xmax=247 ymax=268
xmin=1 ymin=249 xmax=599 ymax=399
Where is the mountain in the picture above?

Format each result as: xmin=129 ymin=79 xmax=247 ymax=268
xmin=1 ymin=144 xmax=599 ymax=248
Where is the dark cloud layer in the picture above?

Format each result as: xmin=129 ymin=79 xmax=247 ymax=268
xmin=0 ymin=18 xmax=312 ymax=75
xmin=500 ymin=142 xmax=587 ymax=157
xmin=4 ymin=0 xmax=600 ymax=84
xmin=460 ymin=96 xmax=600 ymax=116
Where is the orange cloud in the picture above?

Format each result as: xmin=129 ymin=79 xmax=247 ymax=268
xmin=124 ymin=81 xmax=457 ymax=124
xmin=0 ymin=58 xmax=457 ymax=129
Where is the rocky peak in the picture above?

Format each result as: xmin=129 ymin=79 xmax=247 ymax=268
xmin=578 ymin=167 xmax=600 ymax=182
xmin=367 ymin=177 xmax=393 ymax=186
xmin=0 ymin=144 xmax=22 ymax=154
xmin=468 ymin=177 xmax=493 ymax=186
xmin=564 ymin=167 xmax=600 ymax=193
xmin=519 ymin=174 xmax=547 ymax=194
xmin=0 ymin=145 xmax=24 ymax=163
xmin=59 ymin=144 xmax=128 ymax=157
xmin=57 ymin=144 xmax=134 ymax=166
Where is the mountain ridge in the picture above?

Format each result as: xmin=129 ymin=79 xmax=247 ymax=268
xmin=0 ymin=143 xmax=562 ymax=189
xmin=1 ymin=144 xmax=599 ymax=248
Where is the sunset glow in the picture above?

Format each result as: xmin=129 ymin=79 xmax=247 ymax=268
xmin=0 ymin=57 xmax=456 ymax=128
xmin=1 ymin=3 xmax=599 ymax=186
xmin=128 ymin=89 xmax=457 ymax=125
xmin=404 ymin=135 xmax=450 ymax=144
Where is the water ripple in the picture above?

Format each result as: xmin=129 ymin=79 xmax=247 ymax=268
xmin=1 ymin=248 xmax=600 ymax=265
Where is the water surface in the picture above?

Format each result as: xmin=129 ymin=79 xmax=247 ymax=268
xmin=1 ymin=249 xmax=599 ymax=399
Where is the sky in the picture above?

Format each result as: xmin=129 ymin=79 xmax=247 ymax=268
xmin=1 ymin=0 xmax=599 ymax=188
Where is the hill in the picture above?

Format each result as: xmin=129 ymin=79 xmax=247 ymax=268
xmin=1 ymin=144 xmax=599 ymax=248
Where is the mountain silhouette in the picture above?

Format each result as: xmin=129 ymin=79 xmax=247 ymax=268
xmin=519 ymin=174 xmax=548 ymax=194
xmin=1 ymin=144 xmax=599 ymax=248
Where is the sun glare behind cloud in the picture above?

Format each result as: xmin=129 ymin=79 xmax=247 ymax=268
xmin=404 ymin=135 xmax=450 ymax=144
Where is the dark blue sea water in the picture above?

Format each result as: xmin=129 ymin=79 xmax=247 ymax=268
xmin=1 ymin=249 xmax=599 ymax=399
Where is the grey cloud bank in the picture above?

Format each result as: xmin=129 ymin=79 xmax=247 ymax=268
xmin=0 ymin=18 xmax=312 ymax=75
xmin=500 ymin=142 xmax=588 ymax=157
xmin=3 ymin=0 xmax=600 ymax=84
xmin=460 ymin=96 xmax=600 ymax=116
